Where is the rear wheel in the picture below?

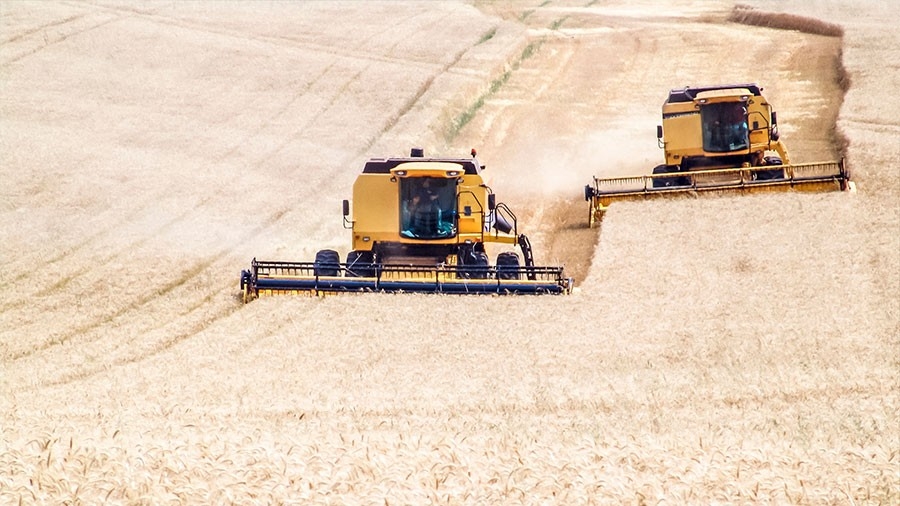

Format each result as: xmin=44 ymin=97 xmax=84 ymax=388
xmin=314 ymin=249 xmax=340 ymax=277
xmin=345 ymin=250 xmax=375 ymax=277
xmin=496 ymin=252 xmax=521 ymax=280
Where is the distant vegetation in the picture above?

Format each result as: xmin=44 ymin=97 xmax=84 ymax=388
xmin=729 ymin=5 xmax=844 ymax=37
xmin=477 ymin=27 xmax=497 ymax=45
xmin=447 ymin=41 xmax=543 ymax=140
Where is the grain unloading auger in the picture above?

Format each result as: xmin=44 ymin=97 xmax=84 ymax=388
xmin=241 ymin=149 xmax=573 ymax=301
xmin=584 ymin=84 xmax=853 ymax=227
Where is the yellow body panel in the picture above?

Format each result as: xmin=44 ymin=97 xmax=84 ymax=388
xmin=661 ymin=107 xmax=702 ymax=164
xmin=351 ymin=174 xmax=399 ymax=250
xmin=662 ymin=86 xmax=781 ymax=166
xmin=456 ymin=174 xmax=489 ymax=236
xmin=349 ymin=160 xmax=510 ymax=252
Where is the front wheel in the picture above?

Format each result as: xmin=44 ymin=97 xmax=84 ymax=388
xmin=652 ymin=164 xmax=691 ymax=188
xmin=496 ymin=252 xmax=521 ymax=280
xmin=314 ymin=249 xmax=341 ymax=277
xmin=457 ymin=244 xmax=490 ymax=279
xmin=753 ymin=156 xmax=785 ymax=180
xmin=345 ymin=250 xmax=376 ymax=277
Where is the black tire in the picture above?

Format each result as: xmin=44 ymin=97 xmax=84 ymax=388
xmin=468 ymin=252 xmax=490 ymax=279
xmin=496 ymin=252 xmax=521 ymax=280
xmin=652 ymin=164 xmax=691 ymax=188
xmin=345 ymin=250 xmax=376 ymax=277
xmin=651 ymin=165 xmax=668 ymax=188
xmin=754 ymin=156 xmax=785 ymax=180
xmin=457 ymin=245 xmax=490 ymax=279
xmin=314 ymin=249 xmax=340 ymax=277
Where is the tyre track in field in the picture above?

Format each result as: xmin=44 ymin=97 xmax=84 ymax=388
xmin=4 ymin=5 xmax=491 ymax=366
xmin=73 ymin=11 xmax=517 ymax=383
xmin=0 ymin=196 xmax=215 ymax=313
xmin=184 ymin=5 xmax=505 ymax=233
xmin=94 ymin=2 xmax=445 ymax=75
xmin=3 ymin=207 xmax=288 ymax=363
xmin=2 ymin=4 xmax=522 ymax=373
xmin=132 ymin=3 xmax=495 ymax=171
xmin=4 ymin=1 xmax=460 ymax=178
xmin=205 ymin=8 xmax=471 ymax=173
xmin=1 ymin=6 xmax=450 ymax=313
xmin=0 ymin=9 xmax=124 ymax=67
xmin=28 ymin=290 xmax=301 ymax=390
xmin=0 ymin=6 xmax=220 ymax=300
xmin=98 ymin=4 xmax=461 ymax=186
xmin=1 ymin=38 xmax=364 ymax=298
xmin=0 ymin=12 xmax=87 ymax=45
xmin=1 ymin=3 xmax=367 ymax=307
xmin=18 ymin=284 xmax=241 ymax=389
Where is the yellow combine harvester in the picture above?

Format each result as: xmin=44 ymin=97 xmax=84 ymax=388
xmin=584 ymin=83 xmax=852 ymax=227
xmin=241 ymin=148 xmax=573 ymax=301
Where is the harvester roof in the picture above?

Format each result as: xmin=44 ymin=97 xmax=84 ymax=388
xmin=362 ymin=156 xmax=482 ymax=175
xmin=666 ymin=83 xmax=763 ymax=104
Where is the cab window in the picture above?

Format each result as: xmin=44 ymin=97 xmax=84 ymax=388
xmin=399 ymin=177 xmax=457 ymax=239
xmin=701 ymin=102 xmax=749 ymax=152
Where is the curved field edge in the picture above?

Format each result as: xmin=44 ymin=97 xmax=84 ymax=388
xmin=728 ymin=4 xmax=851 ymax=160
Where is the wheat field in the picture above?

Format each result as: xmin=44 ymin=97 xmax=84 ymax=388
xmin=1 ymin=0 xmax=897 ymax=504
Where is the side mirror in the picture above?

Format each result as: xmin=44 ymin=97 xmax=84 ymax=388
xmin=341 ymin=199 xmax=352 ymax=229
xmin=656 ymin=125 xmax=663 ymax=139
xmin=487 ymin=193 xmax=496 ymax=211
xmin=771 ymin=111 xmax=778 ymax=126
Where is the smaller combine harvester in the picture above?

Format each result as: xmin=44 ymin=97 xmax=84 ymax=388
xmin=584 ymin=83 xmax=853 ymax=227
xmin=241 ymin=148 xmax=573 ymax=301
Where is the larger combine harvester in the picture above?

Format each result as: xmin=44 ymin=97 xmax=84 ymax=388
xmin=241 ymin=148 xmax=573 ymax=301
xmin=584 ymin=83 xmax=852 ymax=227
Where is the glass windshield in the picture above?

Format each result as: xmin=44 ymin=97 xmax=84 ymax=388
xmin=400 ymin=177 xmax=457 ymax=239
xmin=701 ymin=102 xmax=749 ymax=152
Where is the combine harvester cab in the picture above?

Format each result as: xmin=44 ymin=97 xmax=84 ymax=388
xmin=584 ymin=83 xmax=853 ymax=227
xmin=241 ymin=148 xmax=573 ymax=301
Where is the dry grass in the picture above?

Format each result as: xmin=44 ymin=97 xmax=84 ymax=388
xmin=730 ymin=4 xmax=844 ymax=37
xmin=1 ymin=0 xmax=898 ymax=504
